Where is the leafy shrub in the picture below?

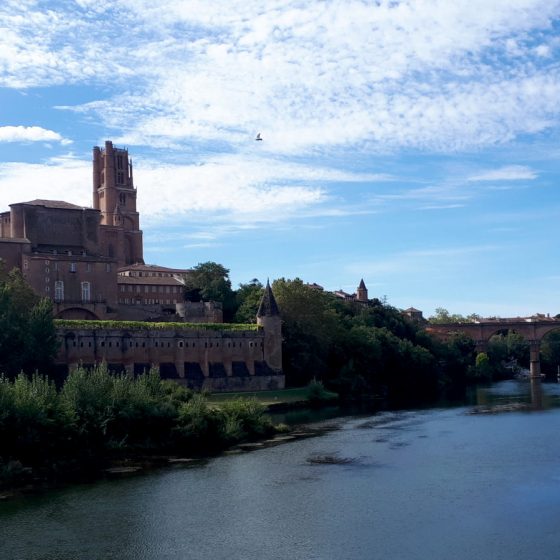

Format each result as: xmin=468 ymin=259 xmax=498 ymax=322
xmin=219 ymin=398 xmax=272 ymax=441
xmin=305 ymin=378 xmax=330 ymax=403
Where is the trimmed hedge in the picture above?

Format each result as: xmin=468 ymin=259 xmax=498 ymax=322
xmin=55 ymin=319 xmax=260 ymax=332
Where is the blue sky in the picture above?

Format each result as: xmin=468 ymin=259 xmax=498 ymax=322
xmin=1 ymin=0 xmax=559 ymax=317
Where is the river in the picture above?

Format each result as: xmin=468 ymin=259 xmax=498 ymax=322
xmin=2 ymin=380 xmax=560 ymax=560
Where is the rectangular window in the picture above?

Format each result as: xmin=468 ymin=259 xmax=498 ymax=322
xmin=86 ymin=263 xmax=91 ymax=272
xmin=144 ymin=286 xmax=149 ymax=293
xmin=55 ymin=281 xmax=64 ymax=301
xmin=70 ymin=263 xmax=77 ymax=273
xmin=81 ymin=281 xmax=91 ymax=303
xmin=120 ymin=285 xmax=125 ymax=292
xmin=106 ymin=264 xmax=112 ymax=272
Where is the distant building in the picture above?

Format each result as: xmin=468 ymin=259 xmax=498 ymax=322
xmin=402 ymin=307 xmax=426 ymax=323
xmin=333 ymin=279 xmax=369 ymax=304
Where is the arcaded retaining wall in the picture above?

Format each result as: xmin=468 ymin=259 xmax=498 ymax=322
xmin=55 ymin=323 xmax=284 ymax=392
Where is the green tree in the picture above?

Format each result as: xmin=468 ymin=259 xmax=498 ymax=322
xmin=183 ymin=262 xmax=237 ymax=321
xmin=272 ymin=278 xmax=341 ymax=386
xmin=428 ymin=307 xmax=478 ymax=324
xmin=470 ymin=352 xmax=493 ymax=381
xmin=486 ymin=331 xmax=529 ymax=376
xmin=0 ymin=268 xmax=58 ymax=376
xmin=234 ymin=279 xmax=264 ymax=323
xmin=539 ymin=330 xmax=560 ymax=376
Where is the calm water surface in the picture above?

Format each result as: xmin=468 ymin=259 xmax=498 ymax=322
xmin=2 ymin=380 xmax=560 ymax=560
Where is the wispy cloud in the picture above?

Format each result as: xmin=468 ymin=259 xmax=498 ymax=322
xmin=0 ymin=154 xmax=384 ymax=226
xmin=346 ymin=245 xmax=501 ymax=277
xmin=0 ymin=126 xmax=71 ymax=144
xmin=467 ymin=165 xmax=538 ymax=181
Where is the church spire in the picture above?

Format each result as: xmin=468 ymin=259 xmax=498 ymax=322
xmin=356 ymin=278 xmax=368 ymax=302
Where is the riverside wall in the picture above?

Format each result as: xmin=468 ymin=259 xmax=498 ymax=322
xmin=55 ymin=325 xmax=284 ymax=392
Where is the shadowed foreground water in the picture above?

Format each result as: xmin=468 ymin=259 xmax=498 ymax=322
xmin=2 ymin=381 xmax=560 ymax=560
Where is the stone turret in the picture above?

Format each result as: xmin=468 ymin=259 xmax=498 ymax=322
xmin=256 ymin=280 xmax=282 ymax=373
xmin=356 ymin=278 xmax=368 ymax=302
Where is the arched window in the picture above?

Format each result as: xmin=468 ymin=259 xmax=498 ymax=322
xmin=54 ymin=281 xmax=64 ymax=302
xmin=81 ymin=281 xmax=91 ymax=303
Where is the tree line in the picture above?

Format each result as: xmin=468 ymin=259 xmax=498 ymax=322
xmin=4 ymin=261 xmax=560 ymax=399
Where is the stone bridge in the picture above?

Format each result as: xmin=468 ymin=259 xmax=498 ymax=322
xmin=426 ymin=319 xmax=560 ymax=378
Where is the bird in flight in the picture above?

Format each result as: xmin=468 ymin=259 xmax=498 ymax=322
xmin=255 ymin=133 xmax=263 ymax=141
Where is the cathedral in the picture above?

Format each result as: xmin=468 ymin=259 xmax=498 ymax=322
xmin=0 ymin=141 xmax=194 ymax=321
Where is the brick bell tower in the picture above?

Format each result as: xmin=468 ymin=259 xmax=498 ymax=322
xmin=93 ymin=141 xmax=144 ymax=266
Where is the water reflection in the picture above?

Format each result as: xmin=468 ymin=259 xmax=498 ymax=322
xmin=530 ymin=377 xmax=543 ymax=410
xmin=472 ymin=378 xmax=560 ymax=412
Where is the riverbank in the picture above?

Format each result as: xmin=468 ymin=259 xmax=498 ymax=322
xmin=207 ymin=384 xmax=340 ymax=409
xmin=0 ymin=417 xmax=340 ymax=501
xmin=0 ymin=366 xmax=277 ymax=493
xmin=0 ymin=367 xmax=343 ymax=498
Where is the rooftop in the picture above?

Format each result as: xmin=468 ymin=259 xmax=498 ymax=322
xmin=14 ymin=199 xmax=87 ymax=210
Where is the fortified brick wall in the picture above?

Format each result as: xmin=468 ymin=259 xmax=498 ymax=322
xmin=56 ymin=325 xmax=285 ymax=392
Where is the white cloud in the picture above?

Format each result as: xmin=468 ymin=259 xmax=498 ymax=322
xmin=0 ymin=154 xmax=362 ymax=225
xmin=2 ymin=1 xmax=559 ymax=154
xmin=0 ymin=126 xmax=71 ymax=144
xmin=467 ymin=165 xmax=538 ymax=181
xmin=135 ymin=155 xmax=338 ymax=224
xmin=535 ymin=44 xmax=551 ymax=57
xmin=0 ymin=158 xmax=91 ymax=211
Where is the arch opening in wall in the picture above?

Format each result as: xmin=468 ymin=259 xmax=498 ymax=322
xmin=55 ymin=307 xmax=99 ymax=320
xmin=539 ymin=327 xmax=560 ymax=378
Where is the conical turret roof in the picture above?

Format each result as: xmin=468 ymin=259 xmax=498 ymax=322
xmin=257 ymin=280 xmax=279 ymax=317
xmin=358 ymin=278 xmax=367 ymax=290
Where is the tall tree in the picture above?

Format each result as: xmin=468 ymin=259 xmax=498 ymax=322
xmin=0 ymin=268 xmax=58 ymax=376
xmin=234 ymin=279 xmax=263 ymax=323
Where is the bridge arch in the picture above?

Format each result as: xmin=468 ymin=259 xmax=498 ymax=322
xmin=427 ymin=319 xmax=560 ymax=379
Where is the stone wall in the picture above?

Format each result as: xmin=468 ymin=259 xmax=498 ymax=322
xmin=56 ymin=324 xmax=284 ymax=392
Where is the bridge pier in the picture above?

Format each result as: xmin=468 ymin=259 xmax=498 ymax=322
xmin=529 ymin=340 xmax=541 ymax=379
